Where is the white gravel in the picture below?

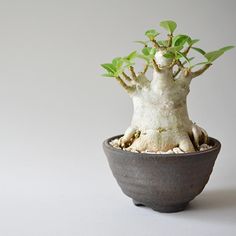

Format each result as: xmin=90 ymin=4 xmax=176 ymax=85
xmin=110 ymin=138 xmax=212 ymax=154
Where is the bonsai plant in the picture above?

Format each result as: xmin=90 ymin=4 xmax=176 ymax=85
xmin=102 ymin=20 xmax=234 ymax=212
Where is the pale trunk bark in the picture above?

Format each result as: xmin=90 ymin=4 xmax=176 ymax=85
xmin=119 ymin=51 xmax=207 ymax=152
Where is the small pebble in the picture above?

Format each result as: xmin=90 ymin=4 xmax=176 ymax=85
xmin=110 ymin=139 xmax=212 ymax=154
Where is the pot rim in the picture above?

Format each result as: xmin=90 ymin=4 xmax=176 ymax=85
xmin=103 ymin=134 xmax=221 ymax=159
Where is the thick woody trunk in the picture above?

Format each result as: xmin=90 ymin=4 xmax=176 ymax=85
xmin=119 ymin=52 xmax=208 ymax=152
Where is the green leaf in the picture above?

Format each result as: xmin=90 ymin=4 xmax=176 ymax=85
xmin=168 ymin=45 xmax=184 ymax=53
xmin=112 ymin=57 xmax=123 ymax=69
xmin=204 ymin=50 xmax=224 ymax=62
xmin=142 ymin=47 xmax=151 ymax=56
xmin=188 ymin=57 xmax=195 ymax=61
xmin=182 ymin=57 xmax=195 ymax=65
xmin=160 ymin=20 xmax=177 ymax=34
xmin=125 ymin=51 xmax=137 ymax=61
xmin=137 ymin=54 xmax=150 ymax=63
xmin=191 ymin=47 xmax=206 ymax=55
xmin=134 ymin=40 xmax=148 ymax=46
xmin=204 ymin=46 xmax=234 ymax=62
xmin=101 ymin=63 xmax=117 ymax=73
xmin=190 ymin=61 xmax=211 ymax=69
xmin=163 ymin=52 xmax=175 ymax=59
xmin=150 ymin=48 xmax=157 ymax=55
xmin=102 ymin=73 xmax=115 ymax=78
xmin=172 ymin=35 xmax=190 ymax=47
xmin=157 ymin=40 xmax=168 ymax=47
xmin=187 ymin=38 xmax=200 ymax=46
xmin=219 ymin=45 xmax=235 ymax=52
xmin=145 ymin=29 xmax=159 ymax=40
xmin=177 ymin=51 xmax=190 ymax=64
xmin=141 ymin=47 xmax=157 ymax=60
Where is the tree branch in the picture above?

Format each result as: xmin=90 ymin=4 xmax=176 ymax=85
xmin=190 ymin=64 xmax=212 ymax=79
xmin=167 ymin=34 xmax=173 ymax=47
xmin=116 ymin=76 xmax=135 ymax=93
xmin=183 ymin=45 xmax=191 ymax=56
xmin=122 ymin=72 xmax=132 ymax=82
xmin=152 ymin=59 xmax=161 ymax=72
xmin=159 ymin=59 xmax=176 ymax=70
xmin=142 ymin=64 xmax=149 ymax=74
xmin=173 ymin=67 xmax=181 ymax=78
xmin=151 ymin=39 xmax=161 ymax=49
xmin=173 ymin=58 xmax=193 ymax=78
xmin=129 ymin=66 xmax=139 ymax=81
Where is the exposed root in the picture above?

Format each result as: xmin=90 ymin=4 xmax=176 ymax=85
xmin=178 ymin=135 xmax=195 ymax=152
xmin=116 ymin=123 xmax=209 ymax=153
xmin=191 ymin=124 xmax=208 ymax=149
xmin=200 ymin=127 xmax=208 ymax=144
xmin=119 ymin=129 xmax=196 ymax=153
xmin=118 ymin=126 xmax=140 ymax=148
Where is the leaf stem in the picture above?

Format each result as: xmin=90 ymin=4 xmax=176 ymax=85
xmin=151 ymin=39 xmax=161 ymax=49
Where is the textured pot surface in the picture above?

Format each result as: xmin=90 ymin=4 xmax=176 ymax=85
xmin=103 ymin=135 xmax=221 ymax=213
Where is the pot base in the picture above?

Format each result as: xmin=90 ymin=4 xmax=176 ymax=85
xmin=133 ymin=199 xmax=189 ymax=213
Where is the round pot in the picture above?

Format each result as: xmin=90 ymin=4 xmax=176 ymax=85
xmin=103 ymin=135 xmax=221 ymax=213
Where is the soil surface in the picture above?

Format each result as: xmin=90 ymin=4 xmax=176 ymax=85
xmin=110 ymin=138 xmax=212 ymax=154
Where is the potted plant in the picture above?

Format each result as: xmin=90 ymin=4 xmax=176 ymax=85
xmin=102 ymin=20 xmax=234 ymax=213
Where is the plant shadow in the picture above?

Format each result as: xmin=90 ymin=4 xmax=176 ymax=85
xmin=184 ymin=188 xmax=236 ymax=224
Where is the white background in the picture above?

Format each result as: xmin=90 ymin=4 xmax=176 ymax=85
xmin=0 ymin=0 xmax=235 ymax=235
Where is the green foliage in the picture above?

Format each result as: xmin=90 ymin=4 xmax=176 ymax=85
xmin=142 ymin=47 xmax=156 ymax=56
xmin=163 ymin=46 xmax=184 ymax=59
xmin=191 ymin=47 xmax=206 ymax=55
xmin=125 ymin=51 xmax=138 ymax=61
xmin=145 ymin=29 xmax=159 ymax=40
xmin=157 ymin=40 xmax=168 ymax=47
xmin=137 ymin=47 xmax=157 ymax=64
xmin=101 ymin=63 xmax=116 ymax=74
xmin=123 ymin=51 xmax=138 ymax=67
xmin=203 ymin=46 xmax=234 ymax=62
xmin=204 ymin=50 xmax=224 ymax=62
xmin=190 ymin=45 xmax=234 ymax=68
xmin=134 ymin=40 xmax=148 ymax=46
xmin=219 ymin=45 xmax=235 ymax=52
xmin=187 ymin=38 xmax=200 ymax=46
xmin=160 ymin=20 xmax=177 ymax=34
xmin=101 ymin=63 xmax=117 ymax=77
xmin=101 ymin=51 xmax=139 ymax=77
xmin=101 ymin=20 xmax=235 ymax=79
xmin=176 ymin=51 xmax=191 ymax=65
xmin=163 ymin=52 xmax=175 ymax=59
xmin=172 ymin=35 xmax=190 ymax=47
xmin=190 ymin=61 xmax=211 ymax=69
xmin=102 ymin=73 xmax=116 ymax=78
xmin=112 ymin=57 xmax=124 ymax=69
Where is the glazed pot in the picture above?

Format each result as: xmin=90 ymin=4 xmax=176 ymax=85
xmin=103 ymin=135 xmax=221 ymax=213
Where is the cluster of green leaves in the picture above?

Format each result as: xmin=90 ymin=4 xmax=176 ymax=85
xmin=163 ymin=33 xmax=234 ymax=67
xmin=101 ymin=20 xmax=234 ymax=77
xmin=101 ymin=51 xmax=137 ymax=78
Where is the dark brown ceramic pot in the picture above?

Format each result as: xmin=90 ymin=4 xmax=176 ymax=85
xmin=103 ymin=135 xmax=221 ymax=213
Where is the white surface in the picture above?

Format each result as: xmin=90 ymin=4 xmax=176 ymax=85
xmin=0 ymin=0 xmax=235 ymax=235
xmin=0 ymin=157 xmax=235 ymax=236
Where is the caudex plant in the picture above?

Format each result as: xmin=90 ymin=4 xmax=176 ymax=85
xmin=101 ymin=20 xmax=234 ymax=153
